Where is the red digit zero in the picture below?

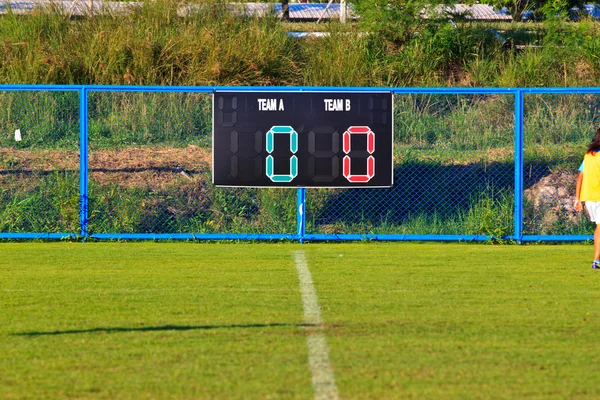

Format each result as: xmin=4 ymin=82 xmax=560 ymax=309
xmin=342 ymin=126 xmax=375 ymax=183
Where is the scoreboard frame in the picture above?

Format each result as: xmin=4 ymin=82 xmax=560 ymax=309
xmin=212 ymin=90 xmax=394 ymax=188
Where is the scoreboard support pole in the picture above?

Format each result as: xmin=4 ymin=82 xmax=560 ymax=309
xmin=297 ymin=188 xmax=306 ymax=243
xmin=513 ymin=90 xmax=524 ymax=244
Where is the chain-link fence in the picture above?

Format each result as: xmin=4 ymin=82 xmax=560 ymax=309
xmin=87 ymin=90 xmax=298 ymax=237
xmin=0 ymin=86 xmax=595 ymax=241
xmin=522 ymin=93 xmax=599 ymax=237
xmin=0 ymin=89 xmax=79 ymax=238
xmin=306 ymin=93 xmax=515 ymax=238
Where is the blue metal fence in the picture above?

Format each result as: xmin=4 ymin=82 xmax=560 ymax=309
xmin=0 ymin=85 xmax=595 ymax=242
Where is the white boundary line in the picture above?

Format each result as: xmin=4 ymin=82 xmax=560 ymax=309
xmin=294 ymin=251 xmax=339 ymax=400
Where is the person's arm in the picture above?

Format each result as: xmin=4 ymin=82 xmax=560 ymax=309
xmin=575 ymin=172 xmax=584 ymax=212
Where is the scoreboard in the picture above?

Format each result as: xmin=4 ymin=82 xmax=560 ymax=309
xmin=212 ymin=91 xmax=393 ymax=188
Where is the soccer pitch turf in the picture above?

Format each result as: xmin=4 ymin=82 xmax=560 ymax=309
xmin=1 ymin=242 xmax=599 ymax=399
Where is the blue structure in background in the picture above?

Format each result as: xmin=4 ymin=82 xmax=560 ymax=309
xmin=0 ymin=1 xmax=355 ymax=19
xmin=569 ymin=4 xmax=600 ymax=20
xmin=0 ymin=1 xmax=34 ymax=11
xmin=583 ymin=3 xmax=600 ymax=17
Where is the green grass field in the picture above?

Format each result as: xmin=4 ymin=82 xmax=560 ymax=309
xmin=1 ymin=242 xmax=599 ymax=399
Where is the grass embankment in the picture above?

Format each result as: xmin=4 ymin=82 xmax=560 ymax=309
xmin=1 ymin=243 xmax=599 ymax=398
xmin=2 ymin=2 xmax=600 ymax=86
xmin=0 ymin=91 xmax=595 ymax=236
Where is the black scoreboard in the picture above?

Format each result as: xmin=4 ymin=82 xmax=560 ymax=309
xmin=212 ymin=91 xmax=393 ymax=188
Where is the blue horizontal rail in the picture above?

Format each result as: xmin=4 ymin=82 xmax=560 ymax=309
xmin=5 ymin=84 xmax=600 ymax=93
xmin=302 ymin=234 xmax=494 ymax=242
xmin=4 ymin=84 xmax=600 ymax=94
xmin=91 ymin=233 xmax=298 ymax=241
xmin=0 ymin=233 xmax=77 ymax=240
xmin=0 ymin=84 xmax=214 ymax=92
xmin=520 ymin=235 xmax=593 ymax=242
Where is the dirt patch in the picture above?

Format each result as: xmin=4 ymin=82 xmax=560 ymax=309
xmin=0 ymin=148 xmax=79 ymax=171
xmin=89 ymin=146 xmax=210 ymax=172
xmin=0 ymin=146 xmax=212 ymax=190
xmin=89 ymin=145 xmax=211 ymax=190
xmin=524 ymin=170 xmax=579 ymax=229
xmin=445 ymin=61 xmax=474 ymax=87
xmin=575 ymin=59 xmax=596 ymax=85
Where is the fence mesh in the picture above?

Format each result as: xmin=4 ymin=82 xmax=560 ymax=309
xmin=306 ymin=94 xmax=515 ymax=236
xmin=0 ymin=90 xmax=79 ymax=234
xmin=523 ymin=93 xmax=598 ymax=236
xmin=1 ymin=87 xmax=597 ymax=240
xmin=87 ymin=91 xmax=297 ymax=235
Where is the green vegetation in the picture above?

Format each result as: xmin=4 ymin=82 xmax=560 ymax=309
xmin=1 ymin=242 xmax=599 ymax=398
xmin=89 ymin=92 xmax=211 ymax=149
xmin=0 ymin=172 xmax=79 ymax=233
xmin=88 ymin=181 xmax=298 ymax=234
xmin=1 ymin=1 xmax=600 ymax=87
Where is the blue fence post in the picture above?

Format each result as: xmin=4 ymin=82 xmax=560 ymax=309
xmin=79 ymin=87 xmax=89 ymax=240
xmin=514 ymin=89 xmax=524 ymax=243
xmin=297 ymin=188 xmax=306 ymax=243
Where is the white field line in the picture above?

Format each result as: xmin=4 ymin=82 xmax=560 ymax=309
xmin=294 ymin=250 xmax=339 ymax=400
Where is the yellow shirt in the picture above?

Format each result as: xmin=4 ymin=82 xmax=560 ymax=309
xmin=581 ymin=152 xmax=600 ymax=201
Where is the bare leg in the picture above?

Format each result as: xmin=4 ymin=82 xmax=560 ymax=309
xmin=595 ymin=224 xmax=600 ymax=261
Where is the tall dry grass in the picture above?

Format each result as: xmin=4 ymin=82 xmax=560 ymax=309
xmin=2 ymin=1 xmax=600 ymax=87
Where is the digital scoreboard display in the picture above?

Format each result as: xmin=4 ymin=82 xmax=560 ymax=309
xmin=212 ymin=91 xmax=393 ymax=187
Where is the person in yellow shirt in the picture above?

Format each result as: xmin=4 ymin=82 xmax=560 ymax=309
xmin=575 ymin=128 xmax=600 ymax=269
